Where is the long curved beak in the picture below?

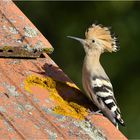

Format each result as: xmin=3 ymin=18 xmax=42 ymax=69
xmin=67 ymin=36 xmax=86 ymax=46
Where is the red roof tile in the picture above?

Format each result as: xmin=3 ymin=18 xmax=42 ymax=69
xmin=0 ymin=0 xmax=128 ymax=140
xmin=0 ymin=0 xmax=53 ymax=58
xmin=0 ymin=55 xmax=127 ymax=140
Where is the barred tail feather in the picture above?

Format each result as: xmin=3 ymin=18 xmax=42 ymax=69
xmin=115 ymin=110 xmax=125 ymax=126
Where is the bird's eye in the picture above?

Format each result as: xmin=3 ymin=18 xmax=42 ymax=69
xmin=92 ymin=40 xmax=95 ymax=43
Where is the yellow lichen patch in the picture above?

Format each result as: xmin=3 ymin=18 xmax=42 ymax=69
xmin=3 ymin=46 xmax=12 ymax=51
xmin=25 ymin=75 xmax=56 ymax=92
xmin=43 ymin=47 xmax=54 ymax=54
xmin=65 ymin=82 xmax=80 ymax=90
xmin=53 ymin=102 xmax=88 ymax=120
xmin=24 ymin=75 xmax=88 ymax=119
xmin=69 ymin=102 xmax=88 ymax=117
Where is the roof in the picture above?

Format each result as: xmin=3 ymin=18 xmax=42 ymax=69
xmin=0 ymin=0 xmax=127 ymax=139
xmin=0 ymin=0 xmax=53 ymax=58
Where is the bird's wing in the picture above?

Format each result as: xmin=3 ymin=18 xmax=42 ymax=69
xmin=91 ymin=77 xmax=124 ymax=125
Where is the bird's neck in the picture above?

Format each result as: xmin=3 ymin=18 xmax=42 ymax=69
xmin=85 ymin=50 xmax=101 ymax=67
xmin=83 ymin=50 xmax=105 ymax=77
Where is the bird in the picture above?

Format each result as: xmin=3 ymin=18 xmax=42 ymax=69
xmin=67 ymin=23 xmax=125 ymax=127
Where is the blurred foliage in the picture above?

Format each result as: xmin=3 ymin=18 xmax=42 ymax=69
xmin=15 ymin=1 xmax=140 ymax=138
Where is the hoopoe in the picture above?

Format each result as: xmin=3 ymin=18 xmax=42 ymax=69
xmin=68 ymin=23 xmax=125 ymax=127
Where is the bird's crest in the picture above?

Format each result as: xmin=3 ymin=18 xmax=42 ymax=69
xmin=85 ymin=24 xmax=119 ymax=52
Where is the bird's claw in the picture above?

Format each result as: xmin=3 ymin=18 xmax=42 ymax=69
xmin=89 ymin=110 xmax=103 ymax=116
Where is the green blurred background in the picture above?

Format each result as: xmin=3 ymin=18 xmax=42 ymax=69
xmin=15 ymin=1 xmax=140 ymax=139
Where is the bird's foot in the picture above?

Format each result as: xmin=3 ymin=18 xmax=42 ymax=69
xmin=85 ymin=110 xmax=103 ymax=121
xmin=89 ymin=110 xmax=103 ymax=116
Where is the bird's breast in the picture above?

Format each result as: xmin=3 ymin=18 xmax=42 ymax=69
xmin=82 ymin=64 xmax=93 ymax=100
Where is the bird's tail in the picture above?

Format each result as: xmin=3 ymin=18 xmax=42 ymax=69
xmin=115 ymin=109 xmax=125 ymax=126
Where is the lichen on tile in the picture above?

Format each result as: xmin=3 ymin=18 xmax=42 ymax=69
xmin=24 ymin=75 xmax=88 ymax=120
xmin=73 ymin=120 xmax=107 ymax=140
xmin=0 ymin=106 xmax=6 ymax=113
xmin=9 ymin=27 xmax=18 ymax=34
xmin=4 ymin=121 xmax=14 ymax=132
xmin=44 ymin=129 xmax=57 ymax=140
xmin=3 ymin=83 xmax=19 ymax=97
xmin=24 ymin=26 xmax=38 ymax=38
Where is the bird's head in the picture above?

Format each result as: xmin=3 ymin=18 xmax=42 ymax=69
xmin=68 ymin=24 xmax=120 ymax=55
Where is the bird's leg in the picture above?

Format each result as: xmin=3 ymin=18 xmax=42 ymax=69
xmin=115 ymin=123 xmax=119 ymax=129
xmin=88 ymin=109 xmax=103 ymax=116
xmin=86 ymin=109 xmax=103 ymax=121
xmin=94 ymin=110 xmax=102 ymax=114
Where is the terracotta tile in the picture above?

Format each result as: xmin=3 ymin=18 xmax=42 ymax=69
xmin=0 ymin=0 xmax=53 ymax=58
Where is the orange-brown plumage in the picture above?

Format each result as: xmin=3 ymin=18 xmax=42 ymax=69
xmin=85 ymin=24 xmax=118 ymax=52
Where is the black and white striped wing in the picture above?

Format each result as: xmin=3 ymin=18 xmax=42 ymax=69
xmin=91 ymin=77 xmax=124 ymax=125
